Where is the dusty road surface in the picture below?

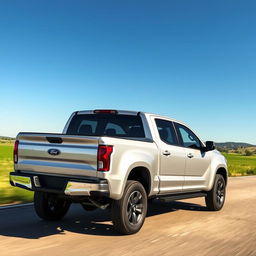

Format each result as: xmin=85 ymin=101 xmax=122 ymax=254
xmin=0 ymin=176 xmax=255 ymax=256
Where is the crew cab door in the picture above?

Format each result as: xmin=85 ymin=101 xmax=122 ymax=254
xmin=154 ymin=119 xmax=186 ymax=194
xmin=174 ymin=123 xmax=212 ymax=191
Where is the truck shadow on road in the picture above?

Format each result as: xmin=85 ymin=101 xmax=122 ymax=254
xmin=0 ymin=201 xmax=207 ymax=239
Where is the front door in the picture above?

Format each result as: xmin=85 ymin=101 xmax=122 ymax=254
xmin=174 ymin=123 xmax=212 ymax=191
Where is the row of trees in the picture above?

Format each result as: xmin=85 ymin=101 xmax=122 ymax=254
xmin=217 ymin=147 xmax=256 ymax=156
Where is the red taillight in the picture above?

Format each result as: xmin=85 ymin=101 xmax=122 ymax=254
xmin=97 ymin=145 xmax=113 ymax=171
xmin=94 ymin=109 xmax=118 ymax=114
xmin=13 ymin=140 xmax=19 ymax=164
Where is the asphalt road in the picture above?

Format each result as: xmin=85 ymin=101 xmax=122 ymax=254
xmin=0 ymin=176 xmax=255 ymax=256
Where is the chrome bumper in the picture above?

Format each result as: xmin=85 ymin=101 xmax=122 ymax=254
xmin=10 ymin=174 xmax=32 ymax=189
xmin=10 ymin=173 xmax=109 ymax=196
xmin=64 ymin=181 xmax=109 ymax=196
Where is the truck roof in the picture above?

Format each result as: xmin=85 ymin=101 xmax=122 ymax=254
xmin=76 ymin=109 xmax=185 ymax=126
xmin=77 ymin=109 xmax=140 ymax=116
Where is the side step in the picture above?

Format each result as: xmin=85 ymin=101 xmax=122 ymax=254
xmin=156 ymin=192 xmax=207 ymax=203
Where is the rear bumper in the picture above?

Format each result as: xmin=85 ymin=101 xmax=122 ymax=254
xmin=10 ymin=172 xmax=110 ymax=197
xmin=64 ymin=181 xmax=109 ymax=196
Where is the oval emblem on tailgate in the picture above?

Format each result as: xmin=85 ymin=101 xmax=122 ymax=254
xmin=48 ymin=148 xmax=61 ymax=156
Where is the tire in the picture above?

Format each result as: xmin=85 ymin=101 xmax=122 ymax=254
xmin=205 ymin=174 xmax=226 ymax=211
xmin=34 ymin=191 xmax=70 ymax=221
xmin=111 ymin=180 xmax=147 ymax=235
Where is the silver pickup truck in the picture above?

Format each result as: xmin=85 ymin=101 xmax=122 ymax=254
xmin=10 ymin=109 xmax=228 ymax=234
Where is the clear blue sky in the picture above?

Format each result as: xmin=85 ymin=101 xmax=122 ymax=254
xmin=0 ymin=0 xmax=256 ymax=144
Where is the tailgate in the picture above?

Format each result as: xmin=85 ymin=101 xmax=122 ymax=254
xmin=15 ymin=133 xmax=99 ymax=178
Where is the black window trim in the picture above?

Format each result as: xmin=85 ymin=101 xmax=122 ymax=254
xmin=173 ymin=122 xmax=203 ymax=150
xmin=172 ymin=121 xmax=183 ymax=146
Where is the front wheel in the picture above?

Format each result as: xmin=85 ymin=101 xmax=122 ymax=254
xmin=34 ymin=191 xmax=70 ymax=221
xmin=205 ymin=174 xmax=226 ymax=211
xmin=111 ymin=180 xmax=147 ymax=235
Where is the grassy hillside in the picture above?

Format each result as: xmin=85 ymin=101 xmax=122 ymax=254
xmin=0 ymin=144 xmax=33 ymax=205
xmin=0 ymin=144 xmax=255 ymax=205
xmin=223 ymin=153 xmax=256 ymax=176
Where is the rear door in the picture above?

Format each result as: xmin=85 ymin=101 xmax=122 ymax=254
xmin=174 ymin=123 xmax=212 ymax=191
xmin=154 ymin=119 xmax=186 ymax=194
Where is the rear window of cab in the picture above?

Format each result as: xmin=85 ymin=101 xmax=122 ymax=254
xmin=66 ymin=114 xmax=145 ymax=138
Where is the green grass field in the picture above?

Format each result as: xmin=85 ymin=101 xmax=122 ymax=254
xmin=0 ymin=144 xmax=33 ymax=205
xmin=223 ymin=153 xmax=256 ymax=176
xmin=0 ymin=144 xmax=255 ymax=205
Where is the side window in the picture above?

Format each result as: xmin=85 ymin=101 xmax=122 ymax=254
xmin=155 ymin=119 xmax=178 ymax=146
xmin=175 ymin=123 xmax=201 ymax=149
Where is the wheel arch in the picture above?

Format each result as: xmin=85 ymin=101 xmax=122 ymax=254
xmin=207 ymin=164 xmax=228 ymax=191
xmin=216 ymin=167 xmax=228 ymax=185
xmin=126 ymin=166 xmax=152 ymax=196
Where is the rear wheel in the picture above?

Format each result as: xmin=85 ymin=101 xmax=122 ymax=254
xmin=111 ymin=180 xmax=147 ymax=235
xmin=34 ymin=191 xmax=70 ymax=221
xmin=205 ymin=174 xmax=226 ymax=211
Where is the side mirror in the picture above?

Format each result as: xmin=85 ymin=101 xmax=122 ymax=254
xmin=203 ymin=141 xmax=215 ymax=152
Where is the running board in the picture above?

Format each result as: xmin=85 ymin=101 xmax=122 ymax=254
xmin=156 ymin=192 xmax=207 ymax=203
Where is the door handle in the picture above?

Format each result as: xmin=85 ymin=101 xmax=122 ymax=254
xmin=187 ymin=153 xmax=194 ymax=158
xmin=163 ymin=150 xmax=171 ymax=156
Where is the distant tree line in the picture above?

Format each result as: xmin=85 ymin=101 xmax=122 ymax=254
xmin=217 ymin=146 xmax=256 ymax=156
xmin=0 ymin=136 xmax=15 ymax=140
